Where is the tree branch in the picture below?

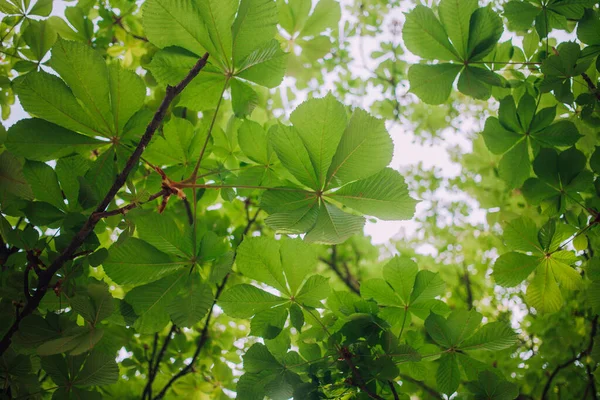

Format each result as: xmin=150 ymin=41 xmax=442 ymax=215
xmin=152 ymin=279 xmax=228 ymax=400
xmin=581 ymin=72 xmax=600 ymax=102
xmin=388 ymin=381 xmax=400 ymax=400
xmin=0 ymin=52 xmax=210 ymax=356
xmin=152 ymin=205 xmax=259 ymax=399
xmin=143 ymin=325 xmax=177 ymax=399
xmin=398 ymin=374 xmax=441 ymax=399
xmin=320 ymin=246 xmax=360 ymax=295
xmin=541 ymin=315 xmax=598 ymax=399
xmin=91 ymin=189 xmax=168 ymax=221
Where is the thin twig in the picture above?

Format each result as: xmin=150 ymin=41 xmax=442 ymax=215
xmin=142 ymin=325 xmax=176 ymax=399
xmin=0 ymin=52 xmax=210 ymax=356
xmin=541 ymin=315 xmax=598 ymax=399
xmin=388 ymin=381 xmax=400 ymax=400
xmin=92 ymin=189 xmax=167 ymax=221
xmin=152 ymin=205 xmax=259 ymax=399
xmin=319 ymin=246 xmax=360 ymax=295
xmin=398 ymin=374 xmax=441 ymax=398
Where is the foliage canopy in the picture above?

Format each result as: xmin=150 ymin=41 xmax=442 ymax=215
xmin=0 ymin=0 xmax=599 ymax=399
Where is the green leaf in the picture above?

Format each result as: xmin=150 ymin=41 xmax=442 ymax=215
xmin=494 ymin=252 xmax=540 ymax=287
xmin=107 ymin=64 xmax=146 ymax=136
xmin=403 ymin=5 xmax=459 ymax=61
xmin=290 ymin=94 xmax=347 ymax=189
xmin=466 ymin=6 xmax=503 ymax=61
xmin=438 ymin=0 xmax=478 ymax=59
xmin=103 ymin=238 xmax=186 ymax=286
xmin=72 ymin=350 xmax=118 ymax=387
xmin=526 ymin=262 xmax=563 ymax=314
xmin=133 ymin=212 xmax=193 ymax=258
xmin=304 ymin=202 xmax=365 ymax=244
xmin=437 ymin=353 xmax=460 ymax=395
xmin=383 ymin=257 xmax=418 ymax=304
xmin=22 ymin=19 xmax=57 ymax=61
xmin=503 ymin=217 xmax=543 ymax=254
xmin=408 ymin=64 xmax=462 ymax=105
xmin=425 ymin=312 xmax=454 ymax=348
xmin=219 ymin=284 xmax=287 ymax=319
xmin=447 ymin=309 xmax=483 ymax=346
xmin=331 ymin=168 xmax=417 ymax=220
xmin=243 ymin=343 xmax=282 ymax=373
xmin=411 ymin=270 xmax=445 ymax=304
xmin=481 ymin=117 xmax=523 ymax=155
xmin=22 ymin=160 xmax=64 ymax=210
xmin=295 ymin=275 xmax=330 ymax=308
xmin=531 ymin=120 xmax=581 ymax=147
xmin=148 ymin=47 xmax=199 ymax=86
xmin=49 ymin=38 xmax=114 ymax=135
xmin=498 ymin=138 xmax=529 ymax=188
xmin=6 ymin=119 xmax=104 ymax=162
xmin=70 ymin=281 xmax=114 ymax=326
xmin=250 ymin=307 xmax=288 ymax=339
xmin=280 ymin=238 xmax=317 ymax=296
xmin=167 ymin=273 xmax=213 ymax=328
xmin=269 ymin=124 xmax=319 ymax=189
xmin=196 ymin=0 xmax=237 ymax=68
xmin=125 ymin=271 xmax=186 ymax=333
xmin=262 ymin=190 xmax=319 ymax=234
xmin=13 ymin=70 xmax=104 ymax=137
xmin=231 ymin=79 xmax=259 ymax=118
xmin=145 ymin=117 xmax=195 ymax=166
xmin=0 ymin=153 xmax=33 ymax=200
xmin=238 ymin=120 xmax=272 ymax=165
xmin=326 ymin=109 xmax=393 ymax=187
xmin=37 ymin=328 xmax=103 ymax=356
xmin=503 ymin=1 xmax=540 ymax=32
xmin=142 ymin=0 xmax=209 ymax=56
xmin=232 ymin=0 xmax=278 ymax=64
xmin=299 ymin=0 xmax=340 ymax=37
xmin=461 ymin=322 xmax=517 ymax=351
xmin=236 ymin=236 xmax=289 ymax=295
xmin=236 ymin=39 xmax=287 ymax=88
xmin=466 ymin=371 xmax=519 ymax=400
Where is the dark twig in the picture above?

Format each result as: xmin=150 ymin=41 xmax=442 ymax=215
xmin=340 ymin=347 xmax=384 ymax=400
xmin=541 ymin=315 xmax=598 ymax=399
xmin=0 ymin=53 xmax=210 ymax=356
xmin=143 ymin=325 xmax=176 ymax=399
xmin=398 ymin=374 xmax=441 ymax=398
xmin=388 ymin=381 xmax=400 ymax=400
xmin=586 ymin=365 xmax=598 ymax=400
xmin=152 ymin=279 xmax=228 ymax=400
xmin=463 ymin=264 xmax=473 ymax=310
xmin=92 ymin=189 xmax=168 ymax=221
xmin=152 ymin=207 xmax=258 ymax=399
xmin=320 ymin=246 xmax=360 ymax=295
xmin=581 ymin=72 xmax=600 ymax=102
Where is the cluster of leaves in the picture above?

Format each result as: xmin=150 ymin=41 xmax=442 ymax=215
xmin=0 ymin=0 xmax=599 ymax=399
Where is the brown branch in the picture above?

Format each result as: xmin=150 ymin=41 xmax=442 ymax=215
xmin=340 ymin=347 xmax=384 ymax=400
xmin=581 ymin=72 xmax=600 ymax=102
xmin=388 ymin=381 xmax=400 ymax=400
xmin=0 ymin=52 xmax=210 ymax=356
xmin=320 ymin=246 xmax=360 ymax=295
xmin=463 ymin=264 xmax=473 ymax=310
xmin=152 ymin=278 xmax=228 ymax=400
xmin=398 ymin=374 xmax=441 ymax=399
xmin=143 ymin=325 xmax=176 ymax=399
xmin=91 ymin=189 xmax=167 ymax=221
xmin=541 ymin=315 xmax=598 ymax=399
xmin=586 ymin=365 xmax=598 ymax=400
